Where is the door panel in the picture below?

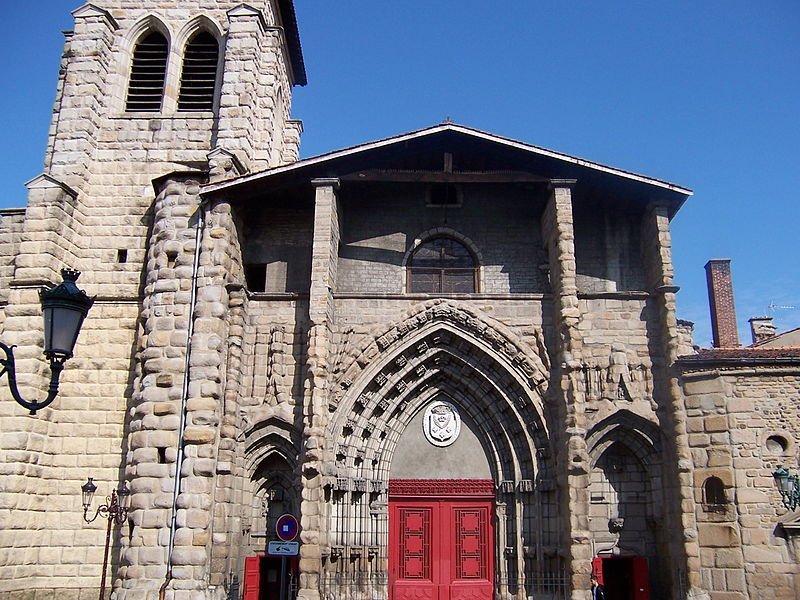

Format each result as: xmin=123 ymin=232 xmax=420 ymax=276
xmin=631 ymin=557 xmax=651 ymax=600
xmin=243 ymin=556 xmax=260 ymax=600
xmin=391 ymin=498 xmax=493 ymax=600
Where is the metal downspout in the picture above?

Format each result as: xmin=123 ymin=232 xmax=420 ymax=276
xmin=160 ymin=199 xmax=207 ymax=598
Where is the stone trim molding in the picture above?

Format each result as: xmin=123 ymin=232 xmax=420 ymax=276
xmin=334 ymin=299 xmax=549 ymax=395
xmin=388 ymin=479 xmax=495 ymax=497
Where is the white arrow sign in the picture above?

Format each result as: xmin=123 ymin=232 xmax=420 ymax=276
xmin=268 ymin=541 xmax=299 ymax=556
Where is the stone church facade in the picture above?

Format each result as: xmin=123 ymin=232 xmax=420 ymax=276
xmin=0 ymin=2 xmax=798 ymax=600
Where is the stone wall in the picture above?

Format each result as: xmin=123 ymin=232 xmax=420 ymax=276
xmin=574 ymin=200 xmax=646 ymax=293
xmin=337 ymin=184 xmax=548 ymax=295
xmin=682 ymin=368 xmax=800 ymax=600
xmin=0 ymin=208 xmax=25 ymax=310
xmin=0 ymin=2 xmax=300 ymax=595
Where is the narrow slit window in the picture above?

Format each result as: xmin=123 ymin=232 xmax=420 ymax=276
xmin=125 ymin=32 xmax=168 ymax=112
xmin=703 ymin=476 xmax=727 ymax=512
xmin=408 ymin=237 xmax=477 ymax=294
xmin=178 ymin=31 xmax=220 ymax=111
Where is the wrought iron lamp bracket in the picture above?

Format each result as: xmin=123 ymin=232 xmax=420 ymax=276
xmin=83 ymin=491 xmax=128 ymax=525
xmin=0 ymin=342 xmax=66 ymax=415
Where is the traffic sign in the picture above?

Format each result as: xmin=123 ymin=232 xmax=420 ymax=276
xmin=276 ymin=513 xmax=299 ymax=541
xmin=268 ymin=541 xmax=299 ymax=556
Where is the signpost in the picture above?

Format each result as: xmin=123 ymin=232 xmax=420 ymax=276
xmin=274 ymin=514 xmax=299 ymax=600
xmin=268 ymin=541 xmax=299 ymax=556
xmin=276 ymin=513 xmax=299 ymax=541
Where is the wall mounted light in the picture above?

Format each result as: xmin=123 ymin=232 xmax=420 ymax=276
xmin=773 ymin=466 xmax=800 ymax=511
xmin=0 ymin=269 xmax=93 ymax=414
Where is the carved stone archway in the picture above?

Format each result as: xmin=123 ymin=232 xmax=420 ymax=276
xmin=321 ymin=299 xmax=558 ymax=598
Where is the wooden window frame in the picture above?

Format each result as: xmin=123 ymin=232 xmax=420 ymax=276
xmin=407 ymin=237 xmax=478 ymax=294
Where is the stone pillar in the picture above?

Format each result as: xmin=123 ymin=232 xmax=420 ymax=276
xmin=118 ymin=173 xmax=242 ymax=598
xmin=15 ymin=175 xmax=80 ymax=285
xmin=642 ymin=202 xmax=707 ymax=599
xmin=209 ymin=283 xmax=247 ymax=589
xmin=46 ymin=5 xmax=118 ymax=191
xmin=298 ymin=179 xmax=341 ymax=600
xmin=541 ymin=180 xmax=591 ymax=599
xmin=217 ymin=5 xmax=291 ymax=170
xmin=282 ymin=120 xmax=304 ymax=165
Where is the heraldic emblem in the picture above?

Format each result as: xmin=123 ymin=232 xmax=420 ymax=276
xmin=423 ymin=400 xmax=461 ymax=447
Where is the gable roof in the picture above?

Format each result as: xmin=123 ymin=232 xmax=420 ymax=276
xmin=754 ymin=327 xmax=800 ymax=348
xmin=203 ymin=123 xmax=692 ymax=202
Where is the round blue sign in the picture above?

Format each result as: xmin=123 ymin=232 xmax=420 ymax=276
xmin=276 ymin=513 xmax=299 ymax=541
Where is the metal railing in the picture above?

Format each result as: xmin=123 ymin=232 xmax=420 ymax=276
xmin=318 ymin=572 xmax=570 ymax=600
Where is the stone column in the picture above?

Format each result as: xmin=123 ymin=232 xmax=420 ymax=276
xmin=298 ymin=179 xmax=340 ymax=600
xmin=118 ymin=173 xmax=242 ymax=598
xmin=642 ymin=202 xmax=706 ymax=599
xmin=117 ymin=174 xmax=201 ymax=597
xmin=282 ymin=120 xmax=304 ymax=165
xmin=541 ymin=180 xmax=591 ymax=599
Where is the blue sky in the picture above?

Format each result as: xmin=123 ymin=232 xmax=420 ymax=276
xmin=2 ymin=1 xmax=798 ymax=346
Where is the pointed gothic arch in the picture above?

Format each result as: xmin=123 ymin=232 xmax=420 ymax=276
xmin=322 ymin=299 xmax=559 ymax=593
xmin=175 ymin=15 xmax=225 ymax=112
xmin=117 ymin=15 xmax=173 ymax=113
xmin=586 ymin=410 xmax=662 ymax=469
xmin=328 ymin=299 xmax=553 ymax=487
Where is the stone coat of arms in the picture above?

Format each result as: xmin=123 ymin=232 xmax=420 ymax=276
xmin=423 ymin=400 xmax=461 ymax=447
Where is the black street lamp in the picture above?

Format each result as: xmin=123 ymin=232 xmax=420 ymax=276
xmin=81 ymin=478 xmax=131 ymax=600
xmin=773 ymin=466 xmax=800 ymax=511
xmin=0 ymin=268 xmax=94 ymax=414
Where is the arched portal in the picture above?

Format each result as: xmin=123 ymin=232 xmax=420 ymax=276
xmin=321 ymin=300 xmax=558 ymax=599
xmin=587 ymin=412 xmax=664 ymax=600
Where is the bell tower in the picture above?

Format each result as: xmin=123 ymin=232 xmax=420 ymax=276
xmin=0 ymin=3 xmax=305 ymax=599
xmin=24 ymin=0 xmax=305 ymax=295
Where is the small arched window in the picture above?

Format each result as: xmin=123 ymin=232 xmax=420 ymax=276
xmin=178 ymin=31 xmax=220 ymax=111
xmin=703 ymin=476 xmax=727 ymax=511
xmin=408 ymin=237 xmax=477 ymax=294
xmin=125 ymin=32 xmax=169 ymax=112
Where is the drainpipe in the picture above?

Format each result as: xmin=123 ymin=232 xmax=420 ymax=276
xmin=160 ymin=197 xmax=207 ymax=597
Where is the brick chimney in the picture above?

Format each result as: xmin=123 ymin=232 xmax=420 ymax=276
xmin=749 ymin=316 xmax=777 ymax=345
xmin=705 ymin=259 xmax=740 ymax=347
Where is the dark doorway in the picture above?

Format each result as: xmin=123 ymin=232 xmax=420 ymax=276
xmin=243 ymin=555 xmax=298 ymax=600
xmin=593 ymin=556 xmax=650 ymax=600
xmin=604 ymin=558 xmax=632 ymax=600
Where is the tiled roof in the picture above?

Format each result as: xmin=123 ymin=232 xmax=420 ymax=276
xmin=677 ymin=346 xmax=800 ymax=368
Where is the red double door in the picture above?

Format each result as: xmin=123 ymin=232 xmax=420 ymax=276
xmin=389 ymin=480 xmax=494 ymax=600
